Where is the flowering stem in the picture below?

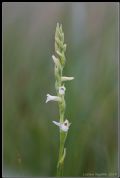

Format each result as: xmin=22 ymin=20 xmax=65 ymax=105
xmin=54 ymin=24 xmax=67 ymax=177
xmin=46 ymin=23 xmax=74 ymax=177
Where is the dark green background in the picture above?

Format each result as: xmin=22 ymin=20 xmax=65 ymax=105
xmin=3 ymin=2 xmax=118 ymax=177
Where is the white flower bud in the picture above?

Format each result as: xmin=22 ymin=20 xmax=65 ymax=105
xmin=61 ymin=76 xmax=74 ymax=82
xmin=56 ymin=50 xmax=63 ymax=58
xmin=52 ymin=55 xmax=60 ymax=67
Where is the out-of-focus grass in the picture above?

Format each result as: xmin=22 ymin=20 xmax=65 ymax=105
xmin=3 ymin=2 xmax=118 ymax=177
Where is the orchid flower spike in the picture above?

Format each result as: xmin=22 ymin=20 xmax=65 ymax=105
xmin=46 ymin=24 xmax=74 ymax=174
xmin=59 ymin=86 xmax=66 ymax=95
xmin=46 ymin=94 xmax=61 ymax=103
xmin=52 ymin=119 xmax=71 ymax=132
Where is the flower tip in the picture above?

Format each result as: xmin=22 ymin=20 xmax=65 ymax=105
xmin=46 ymin=94 xmax=50 ymax=103
xmin=52 ymin=55 xmax=55 ymax=58
xmin=67 ymin=77 xmax=74 ymax=80
xmin=52 ymin=121 xmax=61 ymax=127
xmin=52 ymin=55 xmax=55 ymax=61
xmin=52 ymin=55 xmax=60 ymax=66
xmin=45 ymin=98 xmax=49 ymax=103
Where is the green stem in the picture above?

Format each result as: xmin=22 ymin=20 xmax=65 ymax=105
xmin=57 ymin=131 xmax=67 ymax=177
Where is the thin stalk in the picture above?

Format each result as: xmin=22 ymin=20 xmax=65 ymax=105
xmin=57 ymin=131 xmax=67 ymax=176
xmin=46 ymin=23 xmax=74 ymax=177
xmin=56 ymin=80 xmax=66 ymax=176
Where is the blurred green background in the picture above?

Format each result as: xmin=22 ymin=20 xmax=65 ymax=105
xmin=3 ymin=2 xmax=118 ymax=177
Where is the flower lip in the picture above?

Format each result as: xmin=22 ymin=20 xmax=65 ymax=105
xmin=64 ymin=122 xmax=67 ymax=126
xmin=64 ymin=119 xmax=71 ymax=127
xmin=59 ymin=86 xmax=66 ymax=95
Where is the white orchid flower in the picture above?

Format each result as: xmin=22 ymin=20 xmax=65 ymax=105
xmin=52 ymin=119 xmax=71 ymax=132
xmin=46 ymin=94 xmax=61 ymax=103
xmin=59 ymin=86 xmax=66 ymax=95
xmin=61 ymin=76 xmax=74 ymax=82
